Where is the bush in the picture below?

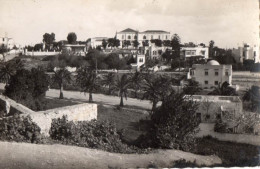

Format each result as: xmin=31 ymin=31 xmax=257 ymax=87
xmin=49 ymin=116 xmax=137 ymax=153
xmin=214 ymin=120 xmax=229 ymax=133
xmin=0 ymin=114 xmax=41 ymax=143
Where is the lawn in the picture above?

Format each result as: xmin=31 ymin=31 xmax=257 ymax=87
xmin=42 ymin=97 xmax=80 ymax=110
xmin=97 ymin=104 xmax=150 ymax=143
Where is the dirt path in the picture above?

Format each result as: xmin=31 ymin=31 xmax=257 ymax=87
xmin=0 ymin=141 xmax=221 ymax=169
xmin=197 ymin=123 xmax=260 ymax=146
xmin=46 ymin=89 xmax=153 ymax=110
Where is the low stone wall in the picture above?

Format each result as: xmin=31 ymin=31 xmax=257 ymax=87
xmin=25 ymin=51 xmax=61 ymax=56
xmin=30 ymin=103 xmax=97 ymax=136
xmin=0 ymin=95 xmax=97 ymax=136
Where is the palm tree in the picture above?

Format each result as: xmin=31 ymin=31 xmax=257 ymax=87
xmin=53 ymin=68 xmax=71 ymax=99
xmin=142 ymin=74 xmax=172 ymax=112
xmin=183 ymin=79 xmax=202 ymax=95
xmin=112 ymin=74 xmax=130 ymax=107
xmin=208 ymin=82 xmax=237 ymax=96
xmin=76 ymin=66 xmax=100 ymax=102
xmin=129 ymin=71 xmax=143 ymax=98
xmin=101 ymin=72 xmax=115 ymax=95
xmin=0 ymin=59 xmax=23 ymax=84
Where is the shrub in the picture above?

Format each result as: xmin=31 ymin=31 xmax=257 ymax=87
xmin=49 ymin=116 xmax=136 ymax=153
xmin=0 ymin=114 xmax=41 ymax=143
xmin=214 ymin=120 xmax=229 ymax=133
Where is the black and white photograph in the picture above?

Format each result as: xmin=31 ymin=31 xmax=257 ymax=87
xmin=0 ymin=0 xmax=259 ymax=168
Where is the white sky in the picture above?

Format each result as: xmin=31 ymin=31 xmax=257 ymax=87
xmin=0 ymin=0 xmax=259 ymax=48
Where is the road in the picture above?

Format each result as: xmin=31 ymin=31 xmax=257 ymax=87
xmin=0 ymin=141 xmax=221 ymax=169
xmin=46 ymin=89 xmax=153 ymax=110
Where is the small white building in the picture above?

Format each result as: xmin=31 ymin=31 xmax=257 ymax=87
xmin=0 ymin=37 xmax=15 ymax=49
xmin=180 ymin=45 xmax=209 ymax=60
xmin=184 ymin=95 xmax=243 ymax=122
xmin=131 ymin=54 xmax=145 ymax=71
xmin=90 ymin=37 xmax=109 ymax=48
xmin=188 ymin=60 xmax=232 ymax=89
xmin=61 ymin=44 xmax=87 ymax=56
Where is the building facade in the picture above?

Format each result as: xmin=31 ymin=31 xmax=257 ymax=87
xmin=0 ymin=37 xmax=15 ymax=49
xmin=185 ymin=95 xmax=243 ymax=123
xmin=180 ymin=45 xmax=209 ymax=60
xmin=90 ymin=37 xmax=109 ymax=48
xmin=188 ymin=60 xmax=232 ymax=88
xmin=231 ymin=43 xmax=259 ymax=63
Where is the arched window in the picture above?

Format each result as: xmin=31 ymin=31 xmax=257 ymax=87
xmin=143 ymin=35 xmax=146 ymax=40
xmin=134 ymin=35 xmax=137 ymax=40
xmin=128 ymin=35 xmax=131 ymax=39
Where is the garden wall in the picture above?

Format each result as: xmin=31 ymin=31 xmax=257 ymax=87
xmin=25 ymin=51 xmax=61 ymax=56
xmin=0 ymin=95 xmax=97 ymax=136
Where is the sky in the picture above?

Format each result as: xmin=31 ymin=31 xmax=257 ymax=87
xmin=0 ymin=0 xmax=259 ymax=48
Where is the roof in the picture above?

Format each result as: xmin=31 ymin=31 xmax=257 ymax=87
xmin=141 ymin=30 xmax=170 ymax=34
xmin=184 ymin=95 xmax=241 ymax=103
xmin=63 ymin=44 xmax=86 ymax=47
xmin=207 ymin=60 xmax=220 ymax=66
xmin=118 ymin=28 xmax=138 ymax=33
xmin=91 ymin=37 xmax=109 ymax=41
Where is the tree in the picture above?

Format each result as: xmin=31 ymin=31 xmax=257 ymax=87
xmin=137 ymin=92 xmax=199 ymax=150
xmin=112 ymin=74 xmax=130 ymax=107
xmin=154 ymin=39 xmax=162 ymax=47
xmin=208 ymin=82 xmax=237 ymax=96
xmin=162 ymin=49 xmax=173 ymax=63
xmin=101 ymin=72 xmax=115 ymax=95
xmin=209 ymin=40 xmax=215 ymax=58
xmin=142 ymin=74 xmax=173 ymax=113
xmin=142 ymin=40 xmax=149 ymax=47
xmin=171 ymin=34 xmax=181 ymax=58
xmin=4 ymin=68 xmax=49 ymax=111
xmin=243 ymin=86 xmax=260 ymax=112
xmin=183 ymin=79 xmax=201 ymax=95
xmin=102 ymin=39 xmax=108 ymax=49
xmin=52 ymin=66 xmax=72 ymax=99
xmin=43 ymin=33 xmax=55 ymax=45
xmin=163 ymin=40 xmax=171 ymax=47
xmin=76 ymin=66 xmax=100 ymax=102
xmin=107 ymin=38 xmax=114 ymax=49
xmin=123 ymin=40 xmax=131 ymax=49
xmin=67 ymin=32 xmax=77 ymax=44
xmin=132 ymin=40 xmax=140 ymax=49
xmin=0 ymin=59 xmax=23 ymax=84
xmin=129 ymin=71 xmax=143 ymax=98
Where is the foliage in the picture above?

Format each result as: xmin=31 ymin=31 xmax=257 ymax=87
xmin=43 ymin=33 xmax=55 ymax=45
xmin=123 ymin=40 xmax=131 ymax=49
xmin=171 ymin=34 xmax=181 ymax=58
xmin=52 ymin=67 xmax=72 ymax=99
xmin=163 ymin=40 xmax=171 ymax=47
xmin=129 ymin=71 xmax=143 ymax=98
xmin=142 ymin=74 xmax=173 ymax=112
xmin=107 ymin=38 xmax=120 ymax=49
xmin=214 ymin=119 xmax=229 ymax=133
xmin=132 ymin=40 xmax=139 ymax=48
xmin=142 ymin=40 xmax=149 ymax=47
xmin=102 ymin=39 xmax=108 ymax=49
xmin=208 ymin=82 xmax=237 ymax=96
xmin=112 ymin=74 xmax=130 ymax=107
xmin=183 ymin=79 xmax=202 ymax=95
xmin=33 ymin=43 xmax=43 ymax=51
xmin=0 ymin=45 xmax=8 ymax=54
xmin=0 ymin=59 xmax=23 ymax=83
xmin=67 ymin=32 xmax=77 ymax=44
xmin=49 ymin=116 xmax=135 ymax=153
xmin=162 ymin=49 xmax=173 ymax=63
xmin=136 ymin=92 xmax=199 ymax=151
xmin=209 ymin=40 xmax=215 ymax=58
xmin=5 ymin=68 xmax=49 ymax=111
xmin=58 ymin=53 xmax=88 ymax=68
xmin=150 ymin=39 xmax=162 ymax=47
xmin=100 ymin=72 xmax=115 ymax=95
xmin=243 ymin=85 xmax=260 ymax=112
xmin=76 ymin=66 xmax=100 ymax=102
xmin=0 ymin=114 xmax=41 ymax=143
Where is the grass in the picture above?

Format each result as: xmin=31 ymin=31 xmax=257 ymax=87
xmin=40 ymin=97 xmax=80 ymax=111
xmin=97 ymin=104 xmax=149 ymax=143
xmin=195 ymin=136 xmax=260 ymax=167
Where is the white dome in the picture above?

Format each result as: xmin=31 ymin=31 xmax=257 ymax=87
xmin=207 ymin=60 xmax=220 ymax=65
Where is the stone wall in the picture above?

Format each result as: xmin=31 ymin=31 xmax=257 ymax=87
xmin=0 ymin=95 xmax=97 ymax=136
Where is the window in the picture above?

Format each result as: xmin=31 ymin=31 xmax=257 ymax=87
xmin=201 ymin=50 xmax=205 ymax=55
xmin=166 ymin=35 xmax=167 ymax=40
xmin=158 ymin=35 xmax=160 ymax=39
xmin=151 ymin=35 xmax=153 ymax=39
xmin=205 ymin=70 xmax=208 ymax=76
xmin=215 ymin=71 xmax=218 ymax=76
xmin=122 ymin=35 xmax=124 ymax=39
xmin=191 ymin=51 xmax=196 ymax=55
xmin=205 ymin=81 xmax=208 ymax=84
xmin=186 ymin=51 xmax=191 ymax=55
xmin=134 ymin=35 xmax=137 ymax=40
xmin=215 ymin=81 xmax=218 ymax=85
xmin=143 ymin=35 xmax=146 ymax=39
xmin=139 ymin=58 xmax=143 ymax=62
xmin=128 ymin=35 xmax=131 ymax=39
xmin=225 ymin=71 xmax=229 ymax=76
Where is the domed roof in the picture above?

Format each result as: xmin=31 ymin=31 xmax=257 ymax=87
xmin=207 ymin=60 xmax=220 ymax=65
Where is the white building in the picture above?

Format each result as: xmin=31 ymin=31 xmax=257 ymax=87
xmin=90 ymin=37 xmax=109 ymax=48
xmin=184 ymin=95 xmax=243 ymax=122
xmin=188 ymin=60 xmax=232 ymax=89
xmin=180 ymin=45 xmax=209 ymax=60
xmin=232 ymin=43 xmax=259 ymax=63
xmin=61 ymin=44 xmax=87 ymax=56
xmin=131 ymin=54 xmax=145 ymax=71
xmin=0 ymin=37 xmax=15 ymax=49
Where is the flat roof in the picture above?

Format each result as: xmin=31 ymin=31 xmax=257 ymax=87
xmin=184 ymin=95 xmax=241 ymax=103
